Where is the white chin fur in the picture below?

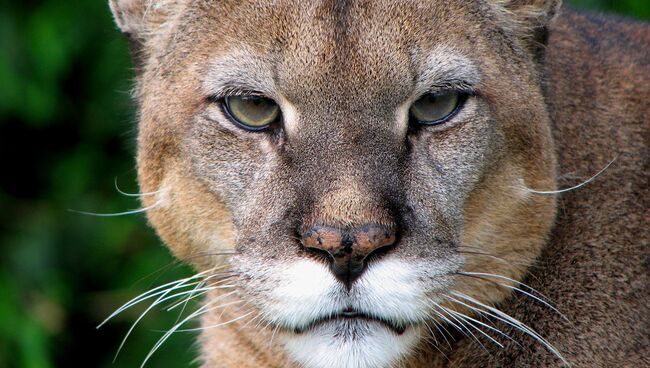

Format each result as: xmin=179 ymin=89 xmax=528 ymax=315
xmin=255 ymin=258 xmax=454 ymax=368
xmin=283 ymin=320 xmax=420 ymax=368
xmin=263 ymin=259 xmax=434 ymax=329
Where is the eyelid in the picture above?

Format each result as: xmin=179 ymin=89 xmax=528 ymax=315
xmin=206 ymin=87 xmax=267 ymax=103
xmin=422 ymin=85 xmax=477 ymax=97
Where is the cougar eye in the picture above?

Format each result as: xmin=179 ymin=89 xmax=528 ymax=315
xmin=409 ymin=92 xmax=467 ymax=126
xmin=223 ymin=95 xmax=280 ymax=131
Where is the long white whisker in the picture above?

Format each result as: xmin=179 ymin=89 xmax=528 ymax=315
xmin=434 ymin=303 xmax=487 ymax=351
xmin=497 ymin=283 xmax=569 ymax=322
xmin=457 ymin=271 xmax=568 ymax=321
xmin=98 ymin=270 xmax=220 ymax=327
xmin=175 ymin=306 xmax=251 ymax=332
xmin=157 ymin=286 xmax=235 ymax=312
xmin=422 ymin=320 xmax=450 ymax=358
xmin=166 ymin=279 xmax=235 ymax=312
xmin=445 ymin=296 xmax=521 ymax=346
xmin=451 ymin=292 xmax=569 ymax=366
xmin=112 ymin=278 xmax=199 ymax=362
xmin=440 ymin=306 xmax=504 ymax=348
xmin=172 ymin=279 xmax=207 ymax=322
xmin=448 ymin=294 xmax=535 ymax=342
xmin=429 ymin=301 xmax=469 ymax=339
xmin=140 ymin=298 xmax=223 ymax=368
xmin=102 ymin=269 xmax=228 ymax=362
xmin=457 ymin=272 xmax=551 ymax=302
xmin=117 ymin=281 xmax=206 ymax=318
xmin=432 ymin=319 xmax=454 ymax=348
xmin=69 ymin=201 xmax=160 ymax=217
xmin=100 ymin=276 xmax=205 ymax=328
xmin=422 ymin=320 xmax=439 ymax=345
xmin=114 ymin=177 xmax=160 ymax=197
xmin=524 ymin=156 xmax=616 ymax=195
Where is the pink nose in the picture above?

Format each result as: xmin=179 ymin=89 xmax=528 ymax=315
xmin=301 ymin=224 xmax=397 ymax=287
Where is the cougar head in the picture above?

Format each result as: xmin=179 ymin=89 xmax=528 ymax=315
xmin=111 ymin=0 xmax=559 ymax=367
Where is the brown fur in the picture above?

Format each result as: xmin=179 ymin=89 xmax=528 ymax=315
xmin=109 ymin=1 xmax=648 ymax=367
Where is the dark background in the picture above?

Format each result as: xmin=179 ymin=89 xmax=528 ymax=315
xmin=0 ymin=1 xmax=647 ymax=367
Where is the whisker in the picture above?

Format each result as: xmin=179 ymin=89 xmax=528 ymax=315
xmin=522 ymin=156 xmax=617 ymax=195
xmin=242 ymin=311 xmax=265 ymax=330
xmin=114 ymin=177 xmax=160 ymax=197
xmin=99 ymin=268 xmax=237 ymax=363
xmin=110 ymin=276 xmax=225 ymax=361
xmin=269 ymin=322 xmax=281 ymax=347
xmin=456 ymin=272 xmax=552 ymax=303
xmin=429 ymin=300 xmax=470 ymax=339
xmin=164 ymin=285 xmax=236 ymax=312
xmin=456 ymin=271 xmax=569 ymax=323
xmin=149 ymin=292 xmax=240 ymax=333
xmin=129 ymin=260 xmax=230 ymax=292
xmin=164 ymin=276 xmax=235 ymax=310
xmin=112 ymin=279 xmax=199 ymax=362
xmin=98 ymin=269 xmax=217 ymax=328
xmin=432 ymin=318 xmax=455 ymax=347
xmin=421 ymin=320 xmax=450 ymax=359
xmin=68 ymin=201 xmax=160 ymax=217
xmin=433 ymin=302 xmax=487 ymax=351
xmin=444 ymin=296 xmax=520 ymax=347
xmin=450 ymin=291 xmax=569 ymax=366
xmin=181 ymin=251 xmax=241 ymax=262
xmin=422 ymin=320 xmax=439 ymax=345
xmin=443 ymin=308 xmax=504 ymax=348
xmin=175 ymin=306 xmax=251 ymax=332
xmin=496 ymin=284 xmax=568 ymax=322
xmin=171 ymin=279 xmax=208 ymax=323
xmin=140 ymin=298 xmax=226 ymax=368
xmin=457 ymin=250 xmax=539 ymax=269
xmin=175 ymin=300 xmax=247 ymax=332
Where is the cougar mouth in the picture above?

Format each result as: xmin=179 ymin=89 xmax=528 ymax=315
xmin=293 ymin=308 xmax=409 ymax=335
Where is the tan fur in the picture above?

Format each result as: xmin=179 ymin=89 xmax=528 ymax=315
xmin=110 ymin=0 xmax=648 ymax=366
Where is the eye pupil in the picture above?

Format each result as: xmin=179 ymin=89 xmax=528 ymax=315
xmin=223 ymin=95 xmax=280 ymax=131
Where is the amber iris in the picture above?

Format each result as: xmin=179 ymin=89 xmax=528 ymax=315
xmin=224 ymin=96 xmax=280 ymax=130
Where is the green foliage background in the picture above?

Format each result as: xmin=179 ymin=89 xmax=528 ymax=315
xmin=0 ymin=1 xmax=647 ymax=367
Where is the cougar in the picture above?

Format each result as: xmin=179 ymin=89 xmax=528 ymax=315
xmin=107 ymin=0 xmax=649 ymax=367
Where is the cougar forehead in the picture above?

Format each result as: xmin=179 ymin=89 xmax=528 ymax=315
xmin=161 ymin=0 xmax=490 ymax=94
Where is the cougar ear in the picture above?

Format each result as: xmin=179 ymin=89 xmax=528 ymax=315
xmin=109 ymin=0 xmax=180 ymax=71
xmin=496 ymin=0 xmax=562 ymax=60
xmin=109 ymin=0 xmax=148 ymax=36
xmin=502 ymin=0 xmax=561 ymax=26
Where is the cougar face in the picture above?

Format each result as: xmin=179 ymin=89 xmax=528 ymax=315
xmin=116 ymin=0 xmax=558 ymax=366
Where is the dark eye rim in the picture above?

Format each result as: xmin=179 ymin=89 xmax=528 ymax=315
xmin=219 ymin=95 xmax=281 ymax=132
xmin=409 ymin=91 xmax=470 ymax=127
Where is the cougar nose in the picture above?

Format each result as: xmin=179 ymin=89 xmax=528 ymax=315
xmin=301 ymin=224 xmax=397 ymax=287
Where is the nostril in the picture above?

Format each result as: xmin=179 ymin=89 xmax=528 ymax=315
xmin=303 ymin=245 xmax=334 ymax=263
xmin=363 ymin=241 xmax=397 ymax=264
